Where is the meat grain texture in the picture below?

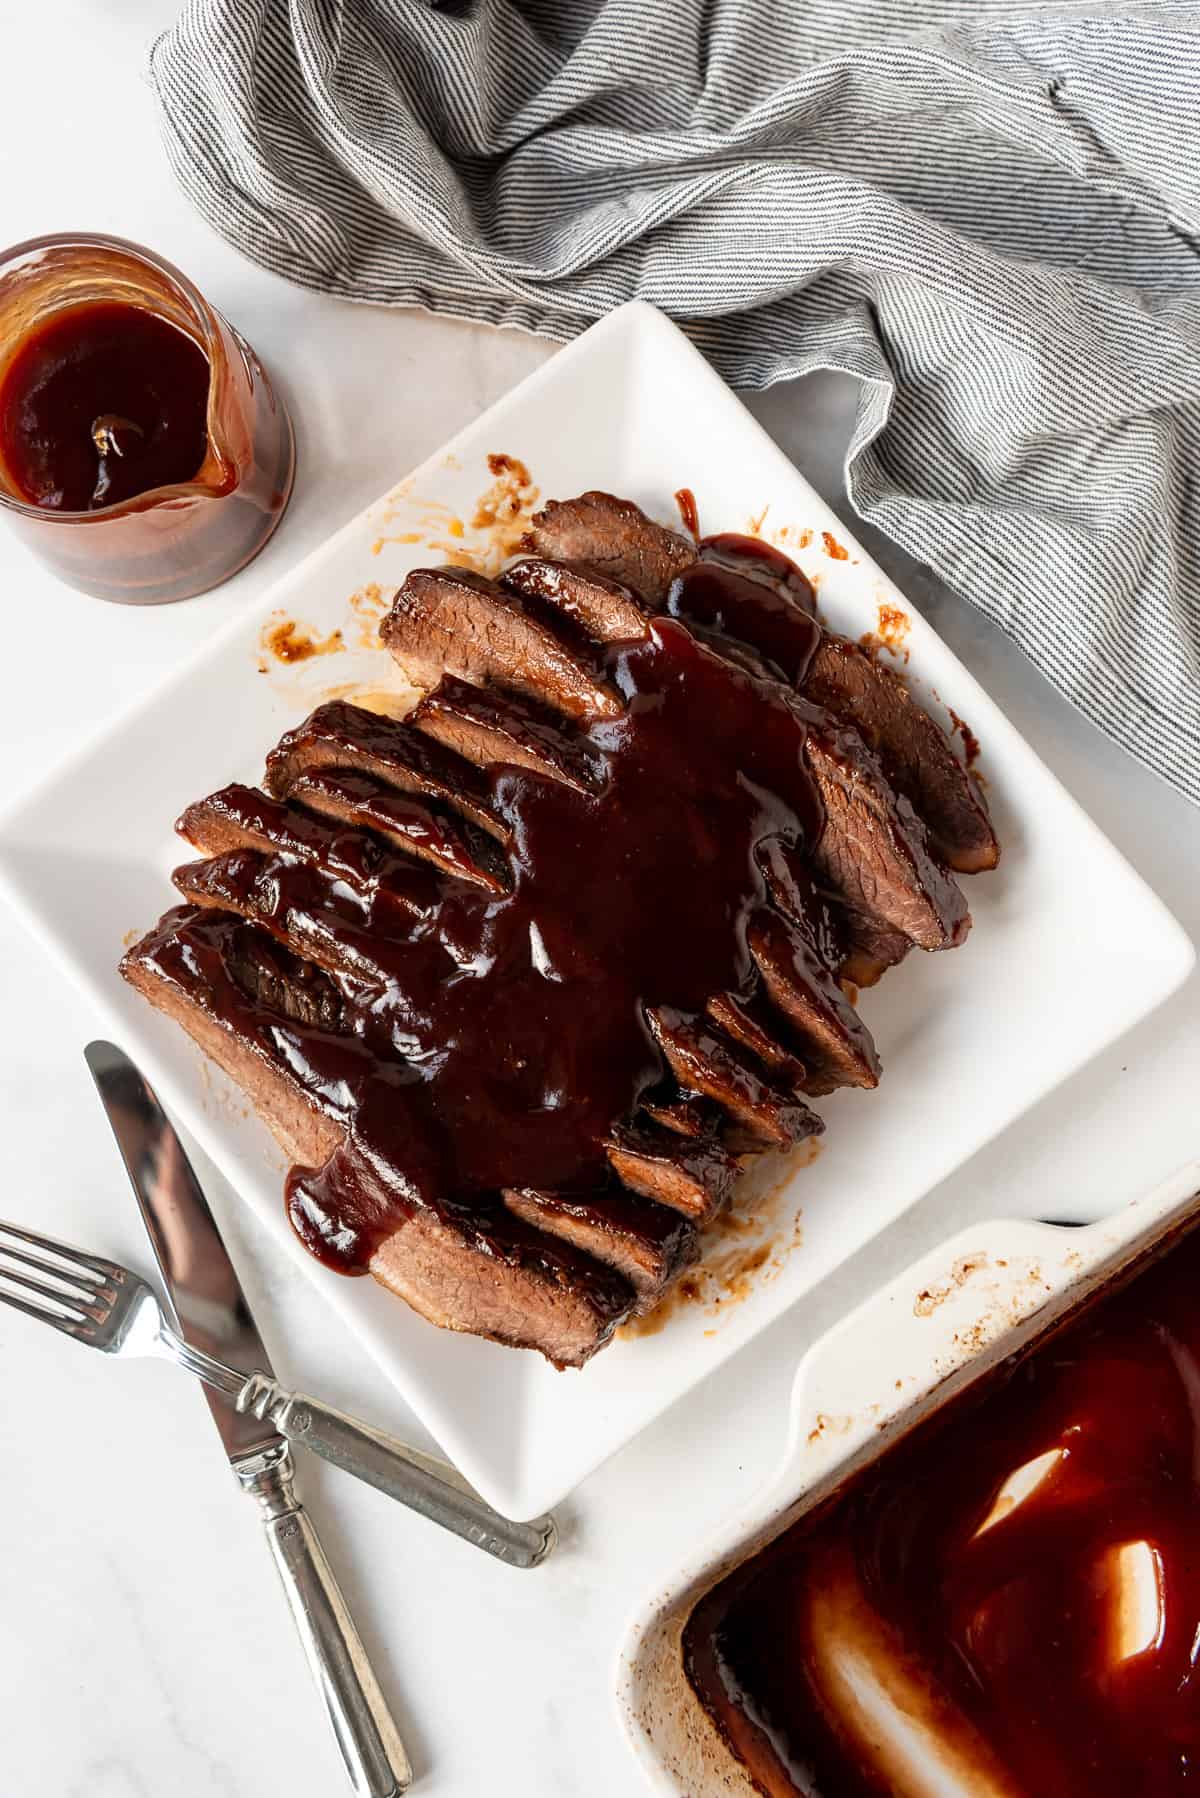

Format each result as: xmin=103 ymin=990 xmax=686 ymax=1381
xmin=123 ymin=491 xmax=997 ymax=1365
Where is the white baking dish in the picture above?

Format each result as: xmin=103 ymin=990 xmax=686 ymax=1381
xmin=616 ymin=1156 xmax=1200 ymax=1795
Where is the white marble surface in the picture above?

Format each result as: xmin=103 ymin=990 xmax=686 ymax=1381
xmin=2 ymin=7 xmax=1198 ymax=1796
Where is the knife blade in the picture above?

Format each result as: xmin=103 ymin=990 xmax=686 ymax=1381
xmin=83 ymin=1040 xmax=556 ymax=1566
xmin=85 ymin=1039 xmax=412 ymax=1797
xmin=84 ymin=1039 xmax=281 ymax=1459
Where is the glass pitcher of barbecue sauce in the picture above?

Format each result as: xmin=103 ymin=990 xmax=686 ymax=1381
xmin=0 ymin=234 xmax=294 ymax=603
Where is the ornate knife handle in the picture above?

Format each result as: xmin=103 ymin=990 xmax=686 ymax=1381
xmin=236 ymin=1443 xmax=412 ymax=1797
xmin=237 ymin=1373 xmax=556 ymax=1569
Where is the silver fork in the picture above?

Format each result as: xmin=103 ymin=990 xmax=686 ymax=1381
xmin=0 ymin=1217 xmax=555 ymax=1568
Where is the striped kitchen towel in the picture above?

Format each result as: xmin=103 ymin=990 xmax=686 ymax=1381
xmin=149 ymin=0 xmax=1200 ymax=804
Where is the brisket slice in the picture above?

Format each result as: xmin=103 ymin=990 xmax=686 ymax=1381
xmin=173 ymin=850 xmax=439 ymax=992
xmin=410 ymin=676 xmax=601 ymax=794
xmin=839 ymin=913 xmax=913 ymax=988
xmin=646 ymin=1007 xmax=824 ymax=1152
xmin=805 ymin=723 xmax=969 ymax=952
xmin=285 ymin=767 xmax=510 ymax=894
xmin=265 ymin=700 xmax=507 ymax=842
xmin=381 ymin=565 xmax=621 ymax=720
xmin=604 ymin=1120 xmax=738 ymax=1223
xmin=755 ymin=839 xmax=846 ymax=972
xmin=642 ymin=509 xmax=995 ymax=877
xmin=692 ymin=643 xmax=969 ymax=953
xmin=663 ymin=615 xmax=968 ymax=950
xmin=120 ymin=908 xmax=359 ymax=1168
xmin=746 ymin=908 xmax=881 ymax=1093
xmin=503 ymin=1187 xmax=699 ymax=1313
xmin=178 ymin=784 xmax=445 ymax=924
xmin=758 ymin=832 xmax=908 ymax=989
xmin=363 ymin=1191 xmax=634 ymax=1368
xmin=503 ymin=558 xmax=649 ymax=643
xmin=639 ymin=1089 xmax=713 ymax=1139
xmin=805 ymin=635 xmax=998 ymax=874
xmin=525 ymin=491 xmax=695 ymax=605
xmin=704 ymin=991 xmax=809 ymax=1089
xmin=637 ymin=612 xmax=966 ymax=948
xmin=691 ymin=532 xmax=819 ymax=622
xmin=121 ymin=908 xmax=634 ymax=1367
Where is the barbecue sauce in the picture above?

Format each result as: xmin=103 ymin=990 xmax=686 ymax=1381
xmin=145 ymin=538 xmax=831 ymax=1274
xmin=280 ymin=613 xmax=823 ymax=1267
xmin=0 ymin=301 xmax=210 ymax=510
xmin=684 ymin=1220 xmax=1200 ymax=1798
xmin=667 ymin=535 xmax=821 ymax=684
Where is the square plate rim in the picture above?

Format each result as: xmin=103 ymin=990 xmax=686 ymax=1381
xmin=0 ymin=300 xmax=1193 ymax=1519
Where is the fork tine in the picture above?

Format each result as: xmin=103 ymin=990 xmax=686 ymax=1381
xmin=0 ymin=1281 xmax=93 ymax=1341
xmin=0 ymin=1217 xmax=122 ymax=1284
xmin=0 ymin=1259 xmax=96 ymax=1318
xmin=0 ymin=1238 xmax=106 ymax=1304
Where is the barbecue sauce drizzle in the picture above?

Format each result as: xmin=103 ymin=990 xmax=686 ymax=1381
xmin=684 ymin=1221 xmax=1200 ymax=1798
xmin=158 ymin=539 xmax=828 ymax=1271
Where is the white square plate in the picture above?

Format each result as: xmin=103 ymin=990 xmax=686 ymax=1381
xmin=0 ymin=302 xmax=1191 ymax=1520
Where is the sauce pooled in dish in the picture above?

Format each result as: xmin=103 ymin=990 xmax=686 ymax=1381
xmin=685 ymin=1219 xmax=1200 ymax=1797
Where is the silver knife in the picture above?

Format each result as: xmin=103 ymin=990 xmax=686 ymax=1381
xmin=86 ymin=1039 xmax=413 ymax=1797
xmin=84 ymin=1042 xmax=556 ymax=1570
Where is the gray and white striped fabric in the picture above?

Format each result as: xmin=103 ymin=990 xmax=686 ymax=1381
xmin=149 ymin=0 xmax=1200 ymax=803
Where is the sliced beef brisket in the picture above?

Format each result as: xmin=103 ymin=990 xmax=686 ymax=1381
xmin=121 ymin=908 xmax=634 ymax=1367
xmin=265 ymin=699 xmax=507 ymax=842
xmin=646 ymin=1007 xmax=825 ymax=1152
xmin=604 ymin=1120 xmax=739 ymax=1223
xmin=381 ymin=565 xmax=621 ymax=720
xmin=804 ymin=724 xmax=969 ymax=952
xmin=746 ymin=908 xmax=881 ymax=1093
xmin=503 ymin=557 xmax=650 ymax=642
xmin=284 ymin=766 xmax=510 ymax=893
xmin=525 ymin=490 xmax=694 ymax=604
xmin=121 ymin=907 xmax=359 ymax=1169
xmin=410 ymin=676 xmax=601 ymax=794
xmin=178 ymin=784 xmax=446 ymax=923
xmin=172 ymin=850 xmax=444 ymax=993
xmin=805 ymin=635 xmax=998 ymax=874
xmin=125 ymin=487 xmax=998 ymax=1367
xmin=503 ymin=1187 xmax=699 ymax=1313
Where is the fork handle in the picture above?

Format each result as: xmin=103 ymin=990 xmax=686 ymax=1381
xmin=237 ymin=1373 xmax=556 ymax=1568
xmin=236 ymin=1443 xmax=412 ymax=1797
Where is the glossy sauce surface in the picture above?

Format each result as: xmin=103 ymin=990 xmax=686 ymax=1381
xmin=147 ymin=536 xmax=831 ymax=1274
xmin=280 ymin=606 xmax=825 ymax=1269
xmin=684 ymin=1222 xmax=1200 ymax=1798
xmin=668 ymin=535 xmax=820 ymax=683
xmin=0 ymin=301 xmax=210 ymax=510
